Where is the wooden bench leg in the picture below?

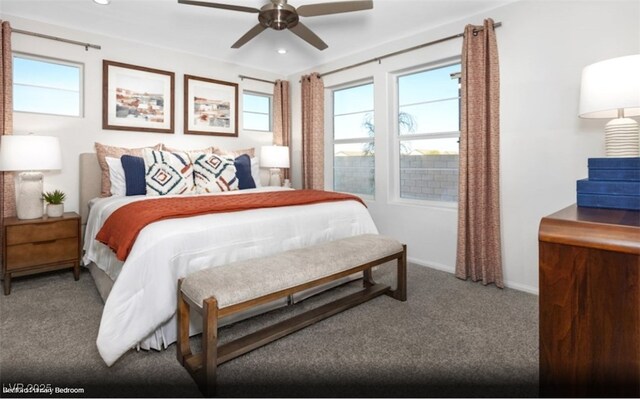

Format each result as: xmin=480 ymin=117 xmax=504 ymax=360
xmin=177 ymin=279 xmax=192 ymax=365
xmin=202 ymin=297 xmax=219 ymax=397
xmin=386 ymin=245 xmax=407 ymax=302
xmin=363 ymin=268 xmax=375 ymax=287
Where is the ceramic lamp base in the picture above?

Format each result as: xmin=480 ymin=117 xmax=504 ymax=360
xmin=17 ymin=171 xmax=44 ymax=220
xmin=605 ymin=117 xmax=639 ymax=157
xmin=268 ymin=168 xmax=282 ymax=187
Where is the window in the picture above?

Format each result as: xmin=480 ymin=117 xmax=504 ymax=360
xmin=13 ymin=53 xmax=83 ymax=117
xmin=332 ymin=82 xmax=374 ymax=196
xmin=396 ymin=63 xmax=461 ymax=202
xmin=242 ymin=92 xmax=272 ymax=131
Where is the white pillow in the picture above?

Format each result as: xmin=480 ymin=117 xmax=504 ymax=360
xmin=251 ymin=157 xmax=261 ymax=188
xmin=105 ymin=156 xmax=126 ymax=196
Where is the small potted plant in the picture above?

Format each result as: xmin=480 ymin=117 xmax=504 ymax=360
xmin=42 ymin=190 xmax=66 ymax=218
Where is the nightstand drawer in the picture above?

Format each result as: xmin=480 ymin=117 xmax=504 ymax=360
xmin=6 ymin=238 xmax=79 ymax=270
xmin=6 ymin=220 xmax=77 ymax=246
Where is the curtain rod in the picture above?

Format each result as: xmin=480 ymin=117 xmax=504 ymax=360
xmin=12 ymin=28 xmax=101 ymax=51
xmin=239 ymin=75 xmax=276 ymax=84
xmin=318 ymin=21 xmax=502 ymax=79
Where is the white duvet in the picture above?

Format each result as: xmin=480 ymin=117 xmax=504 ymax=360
xmin=83 ymin=187 xmax=377 ymax=366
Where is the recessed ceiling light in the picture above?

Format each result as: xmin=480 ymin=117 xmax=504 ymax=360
xmin=93 ymin=0 xmax=110 ymax=5
xmin=277 ymin=49 xmax=287 ymax=55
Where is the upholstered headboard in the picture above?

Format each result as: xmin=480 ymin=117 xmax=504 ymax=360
xmin=79 ymin=153 xmax=101 ymax=226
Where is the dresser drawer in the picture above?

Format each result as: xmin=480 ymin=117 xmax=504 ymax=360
xmin=6 ymin=237 xmax=79 ymax=270
xmin=6 ymin=219 xmax=77 ymax=246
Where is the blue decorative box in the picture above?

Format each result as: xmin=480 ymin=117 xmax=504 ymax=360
xmin=577 ymin=157 xmax=640 ymax=210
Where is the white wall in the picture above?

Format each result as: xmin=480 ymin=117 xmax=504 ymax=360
xmin=3 ymin=14 xmax=284 ymax=214
xmin=288 ymin=0 xmax=640 ymax=293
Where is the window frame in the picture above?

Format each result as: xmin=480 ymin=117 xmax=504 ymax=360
xmin=12 ymin=52 xmax=84 ymax=118
xmin=242 ymin=90 xmax=273 ymax=132
xmin=327 ymin=78 xmax=375 ymax=199
xmin=390 ymin=59 xmax=461 ymax=208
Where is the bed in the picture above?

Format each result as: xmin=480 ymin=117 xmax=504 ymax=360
xmin=79 ymin=153 xmax=378 ymax=366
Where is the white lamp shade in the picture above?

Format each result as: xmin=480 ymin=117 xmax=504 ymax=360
xmin=260 ymin=145 xmax=290 ymax=168
xmin=579 ymin=54 xmax=640 ymax=119
xmin=0 ymin=135 xmax=62 ymax=171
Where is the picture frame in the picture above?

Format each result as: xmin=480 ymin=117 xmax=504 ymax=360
xmin=184 ymin=74 xmax=238 ymax=137
xmin=103 ymin=60 xmax=175 ymax=133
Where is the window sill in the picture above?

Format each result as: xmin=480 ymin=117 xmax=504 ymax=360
xmin=388 ymin=197 xmax=457 ymax=210
xmin=242 ymin=129 xmax=273 ymax=134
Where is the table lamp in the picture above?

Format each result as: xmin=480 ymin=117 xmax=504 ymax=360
xmin=579 ymin=54 xmax=640 ymax=157
xmin=260 ymin=145 xmax=290 ymax=187
xmin=0 ymin=135 xmax=62 ymax=219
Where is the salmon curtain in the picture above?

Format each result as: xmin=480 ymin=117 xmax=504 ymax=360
xmin=1 ymin=20 xmax=15 ymax=259
xmin=301 ymin=73 xmax=324 ymax=190
xmin=273 ymin=79 xmax=291 ymax=181
xmin=455 ymin=18 xmax=503 ymax=288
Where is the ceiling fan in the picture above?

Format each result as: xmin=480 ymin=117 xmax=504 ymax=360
xmin=178 ymin=0 xmax=373 ymax=50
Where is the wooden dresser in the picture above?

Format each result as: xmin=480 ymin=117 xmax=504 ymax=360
xmin=2 ymin=212 xmax=81 ymax=295
xmin=539 ymin=204 xmax=640 ymax=397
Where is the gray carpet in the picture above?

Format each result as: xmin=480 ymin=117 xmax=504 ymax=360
xmin=0 ymin=264 xmax=538 ymax=397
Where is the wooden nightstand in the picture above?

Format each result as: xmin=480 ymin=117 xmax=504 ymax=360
xmin=2 ymin=212 xmax=81 ymax=295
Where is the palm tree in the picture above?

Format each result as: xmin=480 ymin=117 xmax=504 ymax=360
xmin=362 ymin=112 xmax=416 ymax=155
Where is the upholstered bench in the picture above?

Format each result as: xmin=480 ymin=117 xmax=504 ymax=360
xmin=176 ymin=234 xmax=407 ymax=396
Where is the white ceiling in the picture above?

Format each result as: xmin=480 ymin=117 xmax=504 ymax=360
xmin=1 ymin=0 xmax=511 ymax=75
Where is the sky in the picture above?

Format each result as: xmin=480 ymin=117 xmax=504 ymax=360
xmin=334 ymin=63 xmax=461 ymax=155
xmin=13 ymin=55 xmax=81 ymax=116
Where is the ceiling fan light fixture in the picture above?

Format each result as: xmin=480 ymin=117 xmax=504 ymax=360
xmin=258 ymin=3 xmax=299 ymax=30
xmin=93 ymin=0 xmax=110 ymax=5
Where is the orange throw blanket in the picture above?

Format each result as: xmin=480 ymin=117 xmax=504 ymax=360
xmin=96 ymin=190 xmax=366 ymax=262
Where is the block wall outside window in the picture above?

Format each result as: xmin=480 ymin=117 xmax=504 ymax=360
xmin=397 ymin=63 xmax=461 ymax=203
xmin=332 ymin=82 xmax=374 ymax=197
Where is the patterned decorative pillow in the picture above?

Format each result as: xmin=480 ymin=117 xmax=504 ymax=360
xmin=143 ymin=149 xmax=196 ymax=196
xmin=192 ymin=152 xmax=239 ymax=193
xmin=95 ymin=142 xmax=163 ymax=197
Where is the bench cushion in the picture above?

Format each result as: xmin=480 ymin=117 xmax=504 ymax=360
xmin=181 ymin=234 xmax=403 ymax=309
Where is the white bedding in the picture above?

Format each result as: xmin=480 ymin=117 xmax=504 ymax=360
xmin=83 ymin=187 xmax=377 ymax=366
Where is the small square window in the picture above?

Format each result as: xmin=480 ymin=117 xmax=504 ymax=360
xmin=243 ymin=92 xmax=272 ymax=131
xmin=13 ymin=53 xmax=83 ymax=117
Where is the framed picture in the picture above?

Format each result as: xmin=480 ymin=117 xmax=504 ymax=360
xmin=103 ymin=60 xmax=175 ymax=133
xmin=184 ymin=74 xmax=238 ymax=137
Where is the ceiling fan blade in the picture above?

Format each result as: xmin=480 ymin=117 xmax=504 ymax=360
xmin=177 ymin=0 xmax=259 ymax=13
xmin=231 ymin=24 xmax=268 ymax=48
xmin=296 ymin=0 xmax=373 ymax=17
xmin=289 ymin=22 xmax=328 ymax=50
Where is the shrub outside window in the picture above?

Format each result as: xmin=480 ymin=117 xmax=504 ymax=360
xmin=397 ymin=63 xmax=461 ymax=203
xmin=332 ymin=82 xmax=374 ymax=197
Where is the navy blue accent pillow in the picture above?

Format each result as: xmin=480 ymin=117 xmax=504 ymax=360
xmin=234 ymin=154 xmax=256 ymax=190
xmin=120 ymin=155 xmax=146 ymax=196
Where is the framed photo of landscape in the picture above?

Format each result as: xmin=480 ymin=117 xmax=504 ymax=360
xmin=184 ymin=75 xmax=238 ymax=136
xmin=103 ymin=60 xmax=175 ymax=133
